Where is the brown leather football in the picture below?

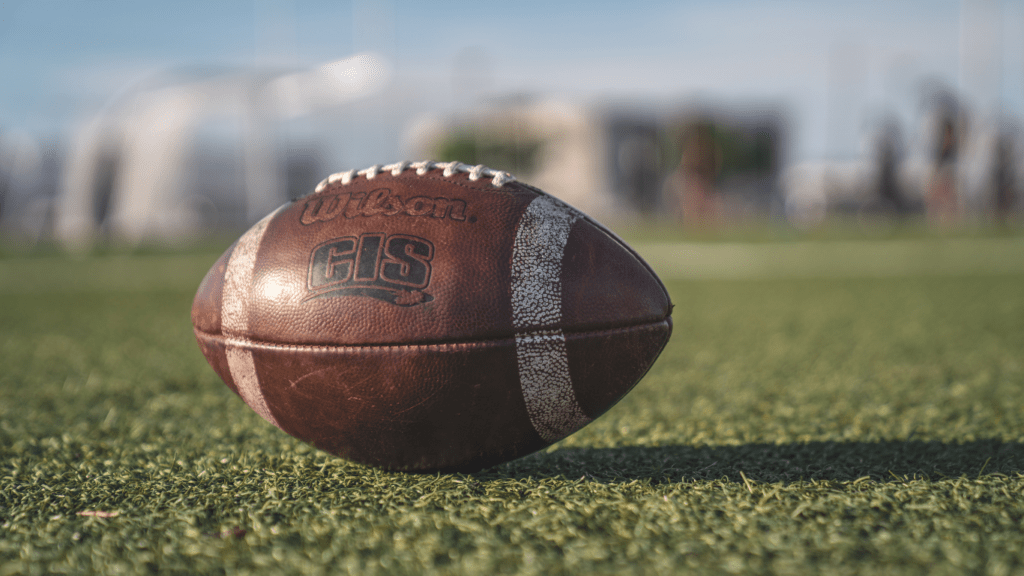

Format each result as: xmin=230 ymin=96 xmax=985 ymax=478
xmin=192 ymin=161 xmax=672 ymax=472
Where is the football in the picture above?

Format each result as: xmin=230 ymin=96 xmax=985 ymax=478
xmin=192 ymin=160 xmax=673 ymax=472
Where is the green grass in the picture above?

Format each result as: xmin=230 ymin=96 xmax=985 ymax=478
xmin=2 ymin=233 xmax=1024 ymax=575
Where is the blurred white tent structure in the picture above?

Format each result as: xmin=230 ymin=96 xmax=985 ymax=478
xmin=55 ymin=53 xmax=390 ymax=247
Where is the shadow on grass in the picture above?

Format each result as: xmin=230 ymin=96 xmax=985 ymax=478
xmin=482 ymin=439 xmax=1024 ymax=484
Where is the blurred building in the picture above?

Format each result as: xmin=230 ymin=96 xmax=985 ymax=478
xmin=404 ymin=98 xmax=787 ymax=224
xmin=8 ymin=69 xmax=1018 ymax=247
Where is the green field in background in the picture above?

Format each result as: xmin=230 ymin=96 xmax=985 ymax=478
xmin=2 ymin=233 xmax=1023 ymax=575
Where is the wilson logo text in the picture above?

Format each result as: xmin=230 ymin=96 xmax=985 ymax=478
xmin=301 ymin=188 xmax=468 ymax=225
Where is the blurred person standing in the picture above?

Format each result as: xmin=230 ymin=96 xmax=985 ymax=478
xmin=991 ymin=133 xmax=1017 ymax=224
xmin=874 ymin=119 xmax=910 ymax=217
xmin=927 ymin=115 xmax=962 ymax=225
xmin=666 ymin=121 xmax=722 ymax=226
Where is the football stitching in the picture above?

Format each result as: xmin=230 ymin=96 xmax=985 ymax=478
xmin=314 ymin=160 xmax=516 ymax=193
xmin=193 ymin=319 xmax=670 ymax=354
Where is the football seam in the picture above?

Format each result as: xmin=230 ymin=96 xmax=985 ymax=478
xmin=194 ymin=318 xmax=670 ymax=353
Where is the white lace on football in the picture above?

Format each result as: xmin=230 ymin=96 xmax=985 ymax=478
xmin=314 ymin=160 xmax=516 ymax=193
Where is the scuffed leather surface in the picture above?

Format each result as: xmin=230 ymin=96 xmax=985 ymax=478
xmin=559 ymin=217 xmax=671 ymax=331
xmin=192 ymin=168 xmax=674 ymax=471
xmin=194 ymin=319 xmax=670 ymax=472
xmin=191 ymin=245 xmax=233 ymax=336
xmin=245 ymin=172 xmax=530 ymax=346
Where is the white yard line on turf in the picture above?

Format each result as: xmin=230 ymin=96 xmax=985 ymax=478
xmin=0 ymin=237 xmax=1022 ymax=293
xmin=635 ymin=237 xmax=1024 ymax=280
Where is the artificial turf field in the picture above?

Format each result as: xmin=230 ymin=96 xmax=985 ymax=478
xmin=2 ymin=227 xmax=1024 ymax=575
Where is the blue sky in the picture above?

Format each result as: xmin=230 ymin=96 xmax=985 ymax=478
xmin=1 ymin=0 xmax=1021 ymax=163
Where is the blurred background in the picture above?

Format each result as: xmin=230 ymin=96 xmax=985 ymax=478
xmin=0 ymin=0 xmax=1021 ymax=248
